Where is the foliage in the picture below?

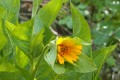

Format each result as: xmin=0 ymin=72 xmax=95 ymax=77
xmin=0 ymin=0 xmax=117 ymax=80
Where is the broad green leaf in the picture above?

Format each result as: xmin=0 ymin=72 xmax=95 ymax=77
xmin=5 ymin=20 xmax=34 ymax=59
xmin=16 ymin=66 xmax=32 ymax=80
xmin=32 ymin=0 xmax=42 ymax=18
xmin=51 ymin=64 xmax=66 ymax=74
xmin=0 ymin=20 xmax=7 ymax=51
xmin=82 ymin=45 xmax=92 ymax=57
xmin=70 ymin=3 xmax=91 ymax=43
xmin=0 ymin=32 xmax=7 ymax=51
xmin=31 ymin=27 xmax=44 ymax=57
xmin=16 ymin=47 xmax=29 ymax=68
xmin=57 ymin=72 xmax=81 ymax=80
xmin=35 ymin=59 xmax=57 ymax=80
xmin=80 ymin=73 xmax=102 ymax=80
xmin=35 ymin=0 xmax=62 ymax=45
xmin=93 ymin=44 xmax=117 ymax=80
xmin=36 ymin=59 xmax=65 ymax=80
xmin=0 ymin=58 xmax=18 ymax=72
xmin=79 ymin=73 xmax=92 ymax=80
xmin=44 ymin=41 xmax=57 ymax=66
xmin=0 ymin=0 xmax=20 ymax=24
xmin=2 ymin=41 xmax=13 ymax=56
xmin=38 ymin=0 xmax=62 ymax=27
xmin=74 ymin=53 xmax=97 ymax=73
xmin=0 ymin=7 xmax=6 ymax=19
xmin=43 ymin=27 xmax=54 ymax=45
xmin=0 ymin=72 xmax=25 ymax=80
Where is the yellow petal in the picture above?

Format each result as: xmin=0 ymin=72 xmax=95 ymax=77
xmin=70 ymin=48 xmax=81 ymax=55
xmin=58 ymin=54 xmax=64 ymax=64
xmin=71 ymin=45 xmax=82 ymax=50
xmin=57 ymin=37 xmax=75 ymax=46
xmin=62 ymin=40 xmax=74 ymax=46
xmin=63 ymin=54 xmax=73 ymax=64
xmin=69 ymin=52 xmax=78 ymax=61
xmin=57 ymin=46 xmax=61 ymax=53
xmin=57 ymin=37 xmax=64 ymax=45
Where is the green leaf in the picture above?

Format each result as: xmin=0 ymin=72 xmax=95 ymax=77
xmin=0 ymin=72 xmax=25 ymax=80
xmin=51 ymin=64 xmax=66 ymax=74
xmin=35 ymin=0 xmax=62 ymax=45
xmin=0 ymin=58 xmax=18 ymax=72
xmin=57 ymin=72 xmax=81 ymax=80
xmin=16 ymin=67 xmax=32 ymax=80
xmin=70 ymin=3 xmax=91 ymax=43
xmin=43 ymin=27 xmax=54 ymax=45
xmin=44 ymin=41 xmax=57 ymax=66
xmin=2 ymin=41 xmax=13 ymax=56
xmin=35 ymin=59 xmax=57 ymax=80
xmin=0 ymin=0 xmax=20 ymax=24
xmin=74 ymin=53 xmax=97 ymax=73
xmin=79 ymin=73 xmax=92 ymax=80
xmin=16 ymin=47 xmax=29 ymax=68
xmin=31 ymin=27 xmax=44 ymax=57
xmin=0 ymin=20 xmax=7 ymax=51
xmin=0 ymin=32 xmax=7 ymax=51
xmin=5 ymin=20 xmax=34 ymax=59
xmin=32 ymin=0 xmax=42 ymax=18
xmin=0 ymin=7 xmax=6 ymax=19
xmin=93 ymin=44 xmax=117 ymax=80
xmin=38 ymin=0 xmax=62 ymax=27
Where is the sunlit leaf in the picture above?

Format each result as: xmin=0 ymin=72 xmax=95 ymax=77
xmin=0 ymin=0 xmax=20 ymax=24
xmin=32 ymin=0 xmax=42 ymax=18
xmin=16 ymin=47 xmax=29 ymax=68
xmin=38 ymin=0 xmax=62 ymax=27
xmin=0 ymin=32 xmax=7 ymax=51
xmin=34 ymin=0 xmax=62 ymax=45
xmin=5 ymin=20 xmax=34 ymax=59
xmin=70 ymin=3 xmax=91 ymax=43
xmin=31 ymin=27 xmax=44 ymax=57
xmin=0 ymin=58 xmax=18 ymax=72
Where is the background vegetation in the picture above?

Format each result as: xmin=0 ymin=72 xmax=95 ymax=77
xmin=0 ymin=0 xmax=120 ymax=80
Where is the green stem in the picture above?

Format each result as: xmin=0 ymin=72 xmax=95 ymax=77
xmin=32 ymin=45 xmax=49 ymax=79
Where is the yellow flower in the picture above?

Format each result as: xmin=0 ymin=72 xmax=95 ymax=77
xmin=57 ymin=37 xmax=82 ymax=64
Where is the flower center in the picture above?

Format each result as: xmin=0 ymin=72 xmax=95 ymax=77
xmin=58 ymin=45 xmax=69 ymax=56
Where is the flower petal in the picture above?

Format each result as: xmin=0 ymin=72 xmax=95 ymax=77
xmin=69 ymin=52 xmax=79 ymax=61
xmin=63 ymin=54 xmax=73 ymax=64
xmin=58 ymin=54 xmax=64 ymax=64
xmin=71 ymin=45 xmax=82 ymax=50
xmin=70 ymin=48 xmax=81 ymax=55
